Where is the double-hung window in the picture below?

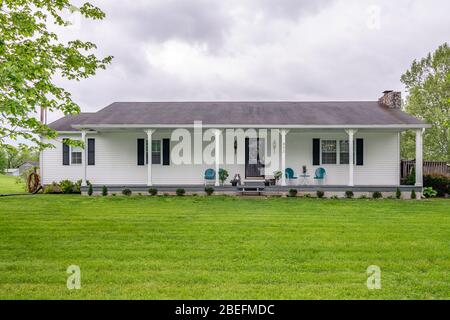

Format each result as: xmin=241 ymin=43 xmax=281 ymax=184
xmin=71 ymin=145 xmax=82 ymax=164
xmin=321 ymin=140 xmax=337 ymax=164
xmin=151 ymin=140 xmax=161 ymax=164
xmin=339 ymin=140 xmax=349 ymax=164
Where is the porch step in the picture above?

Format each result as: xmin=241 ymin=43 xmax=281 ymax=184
xmin=237 ymin=181 xmax=265 ymax=195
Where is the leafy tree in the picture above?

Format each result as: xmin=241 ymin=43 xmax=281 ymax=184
xmin=2 ymin=144 xmax=38 ymax=168
xmin=401 ymin=43 xmax=450 ymax=161
xmin=0 ymin=148 xmax=6 ymax=172
xmin=0 ymin=0 xmax=112 ymax=149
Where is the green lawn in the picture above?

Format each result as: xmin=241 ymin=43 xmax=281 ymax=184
xmin=0 ymin=195 xmax=449 ymax=299
xmin=0 ymin=174 xmax=25 ymax=194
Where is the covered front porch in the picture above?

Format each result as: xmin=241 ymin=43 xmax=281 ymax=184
xmin=72 ymin=125 xmax=425 ymax=189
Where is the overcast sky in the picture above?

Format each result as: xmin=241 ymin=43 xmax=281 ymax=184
xmin=50 ymin=0 xmax=450 ymax=123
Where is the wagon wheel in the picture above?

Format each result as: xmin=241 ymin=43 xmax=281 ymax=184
xmin=27 ymin=172 xmax=41 ymax=193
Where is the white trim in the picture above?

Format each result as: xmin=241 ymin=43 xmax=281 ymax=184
xmin=72 ymin=124 xmax=431 ymax=130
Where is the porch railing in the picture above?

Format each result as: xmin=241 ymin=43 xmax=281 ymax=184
xmin=400 ymin=159 xmax=450 ymax=179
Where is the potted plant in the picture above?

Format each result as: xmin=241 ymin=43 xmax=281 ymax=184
xmin=302 ymin=165 xmax=307 ymax=174
xmin=274 ymin=171 xmax=282 ymax=185
xmin=230 ymin=173 xmax=241 ymax=186
xmin=219 ymin=168 xmax=229 ymax=185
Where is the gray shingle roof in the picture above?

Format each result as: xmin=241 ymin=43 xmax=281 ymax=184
xmin=48 ymin=102 xmax=428 ymax=130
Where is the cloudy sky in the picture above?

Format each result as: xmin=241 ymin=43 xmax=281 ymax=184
xmin=50 ymin=0 xmax=450 ymax=122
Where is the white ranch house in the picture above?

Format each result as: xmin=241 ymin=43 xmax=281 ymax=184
xmin=41 ymin=91 xmax=430 ymax=196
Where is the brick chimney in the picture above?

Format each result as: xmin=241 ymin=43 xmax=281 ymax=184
xmin=378 ymin=90 xmax=402 ymax=109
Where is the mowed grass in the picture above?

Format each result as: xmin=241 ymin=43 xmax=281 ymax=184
xmin=0 ymin=174 xmax=25 ymax=194
xmin=0 ymin=195 xmax=449 ymax=300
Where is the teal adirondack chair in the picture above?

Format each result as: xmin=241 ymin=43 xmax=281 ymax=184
xmin=204 ymin=168 xmax=216 ymax=185
xmin=314 ymin=167 xmax=326 ymax=184
xmin=285 ymin=168 xmax=298 ymax=181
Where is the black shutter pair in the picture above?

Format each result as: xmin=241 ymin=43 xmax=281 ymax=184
xmin=312 ymin=138 xmax=363 ymax=165
xmin=62 ymin=138 xmax=95 ymax=165
xmin=138 ymin=138 xmax=170 ymax=165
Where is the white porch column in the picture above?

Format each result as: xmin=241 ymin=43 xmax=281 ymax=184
xmin=81 ymin=130 xmax=87 ymax=186
xmin=345 ymin=129 xmax=357 ymax=186
xmin=145 ymin=129 xmax=155 ymax=186
xmin=415 ymin=129 xmax=424 ymax=187
xmin=214 ymin=129 xmax=221 ymax=186
xmin=281 ymin=129 xmax=289 ymax=186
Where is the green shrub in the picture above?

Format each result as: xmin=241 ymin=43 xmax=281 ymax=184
xmin=403 ymin=167 xmax=415 ymax=185
xmin=423 ymin=174 xmax=449 ymax=197
xmin=122 ymin=188 xmax=132 ymax=196
xmin=112 ymin=193 xmax=116 ymax=196
xmin=423 ymin=187 xmax=437 ymax=198
xmin=102 ymin=185 xmax=108 ymax=196
xmin=316 ymin=190 xmax=324 ymax=198
xmin=288 ymin=189 xmax=298 ymax=197
xmin=148 ymin=188 xmax=158 ymax=196
xmin=303 ymin=193 xmax=311 ymax=198
xmin=43 ymin=185 xmax=54 ymax=194
xmin=359 ymin=194 xmax=368 ymax=199
xmin=87 ymin=183 xmax=93 ymax=196
xmin=331 ymin=195 xmax=339 ymax=199
xmin=396 ymin=187 xmax=401 ymax=199
xmin=59 ymin=179 xmax=74 ymax=194
xmin=345 ymin=190 xmax=354 ymax=199
xmin=219 ymin=168 xmax=229 ymax=185
xmin=205 ymin=186 xmax=214 ymax=196
xmin=73 ymin=180 xmax=82 ymax=194
xmin=176 ymin=188 xmax=186 ymax=196
xmin=372 ymin=191 xmax=382 ymax=199
xmin=411 ymin=189 xmax=416 ymax=199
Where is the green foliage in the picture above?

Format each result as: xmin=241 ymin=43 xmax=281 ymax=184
xmin=219 ymin=168 xmax=229 ymax=184
xmin=288 ymin=189 xmax=297 ymax=197
xmin=273 ymin=171 xmax=282 ymax=181
xmin=396 ymin=187 xmax=402 ymax=199
xmin=423 ymin=187 xmax=438 ymax=198
xmin=73 ymin=180 xmax=82 ymax=194
xmin=148 ymin=188 xmax=158 ymax=196
xmin=122 ymin=188 xmax=131 ymax=196
xmin=359 ymin=194 xmax=368 ymax=199
xmin=411 ymin=189 xmax=417 ymax=199
xmin=0 ymin=150 xmax=7 ymax=173
xmin=204 ymin=186 xmax=214 ymax=196
xmin=424 ymin=174 xmax=449 ymax=197
xmin=402 ymin=167 xmax=416 ymax=185
xmin=87 ymin=183 xmax=93 ymax=196
xmin=330 ymin=195 xmax=339 ymax=199
xmin=43 ymin=181 xmax=60 ymax=194
xmin=59 ymin=179 xmax=74 ymax=194
xmin=345 ymin=190 xmax=354 ymax=199
xmin=316 ymin=190 xmax=324 ymax=198
xmin=401 ymin=43 xmax=450 ymax=161
xmin=102 ymin=185 xmax=108 ymax=196
xmin=372 ymin=191 xmax=383 ymax=199
xmin=176 ymin=188 xmax=186 ymax=196
xmin=0 ymin=0 xmax=112 ymax=149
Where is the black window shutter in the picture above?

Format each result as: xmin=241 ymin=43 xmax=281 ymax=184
xmin=62 ymin=139 xmax=70 ymax=166
xmin=162 ymin=138 xmax=170 ymax=166
xmin=356 ymin=138 xmax=364 ymax=166
xmin=137 ymin=139 xmax=145 ymax=165
xmin=87 ymin=138 xmax=95 ymax=165
xmin=312 ymin=139 xmax=320 ymax=165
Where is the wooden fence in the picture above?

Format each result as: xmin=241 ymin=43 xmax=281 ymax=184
xmin=400 ymin=160 xmax=450 ymax=179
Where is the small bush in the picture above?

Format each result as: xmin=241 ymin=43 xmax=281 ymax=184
xmin=148 ymin=188 xmax=158 ymax=196
xmin=205 ymin=186 xmax=214 ymax=196
xmin=59 ymin=179 xmax=74 ymax=194
xmin=219 ymin=168 xmax=229 ymax=185
xmin=102 ymin=185 xmax=108 ymax=196
xmin=396 ymin=187 xmax=401 ymax=199
xmin=423 ymin=174 xmax=449 ymax=197
xmin=372 ymin=191 xmax=382 ymax=199
xmin=176 ymin=188 xmax=186 ymax=196
xmin=316 ymin=190 xmax=324 ymax=198
xmin=192 ymin=193 xmax=198 ymax=196
xmin=303 ymin=193 xmax=311 ymax=198
xmin=122 ymin=188 xmax=132 ymax=196
xmin=73 ymin=180 xmax=82 ymax=194
xmin=411 ymin=189 xmax=416 ymax=199
xmin=345 ymin=190 xmax=354 ymax=199
xmin=138 ymin=193 xmax=142 ymax=196
xmin=423 ymin=187 xmax=437 ymax=198
xmin=359 ymin=194 xmax=368 ymax=199
xmin=288 ymin=189 xmax=298 ymax=197
xmin=331 ymin=195 xmax=339 ymax=199
xmin=86 ymin=183 xmax=93 ymax=196
xmin=43 ymin=185 xmax=55 ymax=194
xmin=112 ymin=193 xmax=116 ymax=196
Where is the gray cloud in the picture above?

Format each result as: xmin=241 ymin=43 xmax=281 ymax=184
xmin=49 ymin=0 xmax=450 ymax=123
